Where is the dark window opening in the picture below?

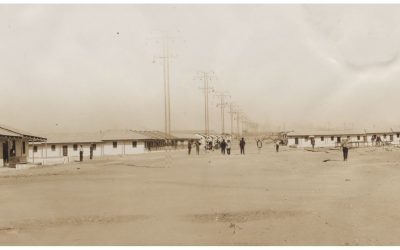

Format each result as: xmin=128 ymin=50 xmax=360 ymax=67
xmin=33 ymin=146 xmax=38 ymax=153
xmin=357 ymin=136 xmax=360 ymax=140
xmin=331 ymin=136 xmax=334 ymax=141
xmin=113 ymin=141 xmax=118 ymax=148
xmin=132 ymin=141 xmax=137 ymax=148
xmin=73 ymin=144 xmax=78 ymax=151
xmin=23 ymin=141 xmax=26 ymax=154
xmin=51 ymin=145 xmax=56 ymax=151
xmin=294 ymin=138 xmax=299 ymax=145
xmin=321 ymin=136 xmax=324 ymax=141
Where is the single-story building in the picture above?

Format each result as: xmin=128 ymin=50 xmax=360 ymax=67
xmin=0 ymin=124 xmax=46 ymax=167
xmin=28 ymin=129 xmax=168 ymax=164
xmin=287 ymin=129 xmax=400 ymax=148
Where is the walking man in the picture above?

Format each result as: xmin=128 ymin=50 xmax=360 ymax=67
xmin=79 ymin=145 xmax=84 ymax=162
xmin=188 ymin=141 xmax=192 ymax=155
xmin=239 ymin=138 xmax=246 ymax=155
xmin=341 ymin=138 xmax=349 ymax=161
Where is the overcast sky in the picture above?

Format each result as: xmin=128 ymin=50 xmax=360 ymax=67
xmin=1 ymin=4 xmax=400 ymax=133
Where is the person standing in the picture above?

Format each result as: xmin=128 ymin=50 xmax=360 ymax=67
xmin=239 ymin=138 xmax=246 ymax=155
xmin=89 ymin=145 xmax=93 ymax=160
xmin=275 ymin=140 xmax=280 ymax=152
xmin=188 ymin=141 xmax=192 ymax=155
xmin=195 ymin=140 xmax=200 ymax=155
xmin=226 ymin=139 xmax=231 ymax=155
xmin=311 ymin=137 xmax=315 ymax=151
xmin=220 ymin=139 xmax=227 ymax=155
xmin=79 ymin=145 xmax=84 ymax=162
xmin=341 ymin=138 xmax=349 ymax=161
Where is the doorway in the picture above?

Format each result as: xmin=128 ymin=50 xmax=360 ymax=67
xmin=62 ymin=145 xmax=68 ymax=156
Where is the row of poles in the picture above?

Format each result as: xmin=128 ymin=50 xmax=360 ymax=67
xmin=153 ymin=34 xmax=259 ymax=141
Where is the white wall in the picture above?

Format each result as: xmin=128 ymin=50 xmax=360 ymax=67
xmin=288 ymin=133 xmax=400 ymax=148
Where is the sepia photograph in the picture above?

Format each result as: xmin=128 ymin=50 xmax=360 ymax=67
xmin=1 ymin=1 xmax=400 ymax=246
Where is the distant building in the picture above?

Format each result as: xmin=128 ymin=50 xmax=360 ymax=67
xmin=28 ymin=129 xmax=202 ymax=165
xmin=287 ymin=129 xmax=400 ymax=148
xmin=0 ymin=124 xmax=46 ymax=167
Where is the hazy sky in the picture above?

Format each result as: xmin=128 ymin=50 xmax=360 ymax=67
xmin=2 ymin=4 xmax=400 ymax=133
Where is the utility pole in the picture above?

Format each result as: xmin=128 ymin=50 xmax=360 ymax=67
xmin=215 ymin=92 xmax=230 ymax=135
xmin=152 ymin=35 xmax=175 ymax=144
xmin=195 ymin=71 xmax=215 ymax=136
xmin=228 ymin=103 xmax=238 ymax=136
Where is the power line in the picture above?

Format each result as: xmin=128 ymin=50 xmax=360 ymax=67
xmin=214 ymin=91 xmax=230 ymax=135
xmin=195 ymin=71 xmax=215 ymax=136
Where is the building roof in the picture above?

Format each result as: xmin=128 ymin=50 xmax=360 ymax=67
xmin=287 ymin=130 xmax=367 ymax=137
xmin=134 ymin=131 xmax=178 ymax=140
xmin=44 ymin=132 xmax=103 ymax=144
xmin=171 ymin=132 xmax=202 ymax=140
xmin=101 ymin=130 xmax=153 ymax=141
xmin=287 ymin=128 xmax=400 ymax=137
xmin=0 ymin=124 xmax=47 ymax=142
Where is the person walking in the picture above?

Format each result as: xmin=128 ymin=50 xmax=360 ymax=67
xmin=79 ymin=145 xmax=84 ymax=162
xmin=341 ymin=138 xmax=350 ymax=161
xmin=239 ymin=138 xmax=246 ymax=155
xmin=275 ymin=140 xmax=280 ymax=152
xmin=188 ymin=141 xmax=192 ymax=155
xmin=226 ymin=139 xmax=231 ymax=155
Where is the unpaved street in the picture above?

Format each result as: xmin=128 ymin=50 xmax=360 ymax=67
xmin=1 ymin=144 xmax=400 ymax=245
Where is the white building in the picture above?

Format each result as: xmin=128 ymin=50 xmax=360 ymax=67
xmin=29 ymin=130 xmax=153 ymax=164
xmin=287 ymin=129 xmax=400 ymax=148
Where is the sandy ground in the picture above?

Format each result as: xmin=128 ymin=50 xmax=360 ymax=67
xmin=1 ymin=142 xmax=400 ymax=245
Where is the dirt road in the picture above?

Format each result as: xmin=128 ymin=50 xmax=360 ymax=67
xmin=1 ymin=144 xmax=400 ymax=245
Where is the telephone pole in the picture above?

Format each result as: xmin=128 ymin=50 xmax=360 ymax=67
xmin=152 ymin=35 xmax=176 ymax=144
xmin=215 ymin=92 xmax=230 ymax=135
xmin=228 ymin=103 xmax=238 ymax=136
xmin=195 ymin=71 xmax=215 ymax=136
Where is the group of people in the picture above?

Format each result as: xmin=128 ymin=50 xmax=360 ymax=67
xmin=188 ymin=137 xmax=247 ymax=155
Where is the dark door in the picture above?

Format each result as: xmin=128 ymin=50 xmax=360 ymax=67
xmin=2 ymin=142 xmax=8 ymax=163
xmin=337 ymin=137 xmax=341 ymax=143
xmin=62 ymin=145 xmax=68 ymax=156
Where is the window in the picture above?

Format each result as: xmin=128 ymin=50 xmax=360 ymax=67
xmin=51 ymin=145 xmax=56 ymax=151
xmin=23 ymin=141 xmax=26 ymax=154
xmin=347 ymin=136 xmax=350 ymax=139
xmin=390 ymin=135 xmax=393 ymax=141
xmin=132 ymin=141 xmax=137 ymax=148
xmin=113 ymin=141 xmax=118 ymax=148
xmin=331 ymin=136 xmax=334 ymax=141
xmin=305 ymin=137 xmax=309 ymax=142
xmin=397 ymin=133 xmax=400 ymax=138
xmin=337 ymin=137 xmax=341 ymax=143
xmin=321 ymin=137 xmax=324 ymax=141
xmin=357 ymin=136 xmax=360 ymax=140
xmin=92 ymin=144 xmax=96 ymax=150
xmin=73 ymin=144 xmax=78 ymax=151
xmin=295 ymin=138 xmax=299 ymax=145
xmin=33 ymin=146 xmax=38 ymax=153
xmin=383 ymin=134 xmax=387 ymax=139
